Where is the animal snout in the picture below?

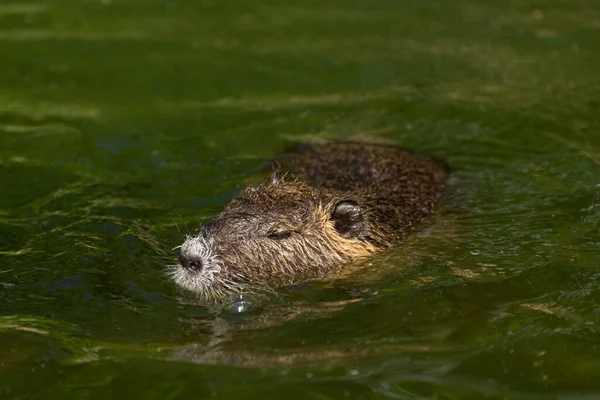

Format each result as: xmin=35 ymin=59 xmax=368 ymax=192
xmin=178 ymin=253 xmax=203 ymax=272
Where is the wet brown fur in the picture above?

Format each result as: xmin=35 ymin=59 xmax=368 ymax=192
xmin=175 ymin=141 xmax=449 ymax=297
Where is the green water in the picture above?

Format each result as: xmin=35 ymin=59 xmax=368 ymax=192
xmin=1 ymin=0 xmax=600 ymax=398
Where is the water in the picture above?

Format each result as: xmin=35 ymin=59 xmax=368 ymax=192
xmin=1 ymin=0 xmax=600 ymax=398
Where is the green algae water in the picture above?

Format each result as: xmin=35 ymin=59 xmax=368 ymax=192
xmin=1 ymin=0 xmax=600 ymax=398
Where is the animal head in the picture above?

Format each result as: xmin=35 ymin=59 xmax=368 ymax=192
xmin=170 ymin=176 xmax=376 ymax=298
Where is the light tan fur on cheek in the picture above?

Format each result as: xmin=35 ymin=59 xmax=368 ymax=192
xmin=216 ymin=205 xmax=375 ymax=286
xmin=314 ymin=204 xmax=376 ymax=259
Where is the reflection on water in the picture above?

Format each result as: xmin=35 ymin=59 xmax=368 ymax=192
xmin=1 ymin=0 xmax=600 ymax=398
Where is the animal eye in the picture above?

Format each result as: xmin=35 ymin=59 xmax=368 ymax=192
xmin=267 ymin=231 xmax=292 ymax=240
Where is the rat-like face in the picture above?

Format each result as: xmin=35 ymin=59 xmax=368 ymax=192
xmin=170 ymin=180 xmax=375 ymax=299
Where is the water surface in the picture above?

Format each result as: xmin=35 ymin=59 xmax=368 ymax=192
xmin=1 ymin=0 xmax=600 ymax=398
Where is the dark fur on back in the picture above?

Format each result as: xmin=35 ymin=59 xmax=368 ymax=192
xmin=172 ymin=141 xmax=449 ymax=298
xmin=291 ymin=141 xmax=449 ymax=247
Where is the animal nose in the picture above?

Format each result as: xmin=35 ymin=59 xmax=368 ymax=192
xmin=178 ymin=253 xmax=203 ymax=272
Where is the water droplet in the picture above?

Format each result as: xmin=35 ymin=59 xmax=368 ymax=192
xmin=224 ymin=294 xmax=254 ymax=314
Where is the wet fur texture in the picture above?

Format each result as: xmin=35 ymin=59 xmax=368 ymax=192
xmin=172 ymin=141 xmax=449 ymax=298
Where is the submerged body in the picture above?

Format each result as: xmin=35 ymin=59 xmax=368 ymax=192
xmin=172 ymin=142 xmax=449 ymax=298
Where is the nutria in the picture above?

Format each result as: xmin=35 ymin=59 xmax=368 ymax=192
xmin=171 ymin=141 xmax=449 ymax=298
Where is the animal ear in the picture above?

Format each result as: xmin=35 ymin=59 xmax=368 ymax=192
xmin=330 ymin=199 xmax=367 ymax=238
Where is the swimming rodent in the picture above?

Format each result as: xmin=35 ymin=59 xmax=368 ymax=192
xmin=171 ymin=141 xmax=449 ymax=298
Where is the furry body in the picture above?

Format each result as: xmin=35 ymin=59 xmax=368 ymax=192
xmin=172 ymin=142 xmax=449 ymax=298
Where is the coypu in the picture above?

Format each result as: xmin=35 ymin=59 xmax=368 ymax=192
xmin=171 ymin=141 xmax=449 ymax=298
